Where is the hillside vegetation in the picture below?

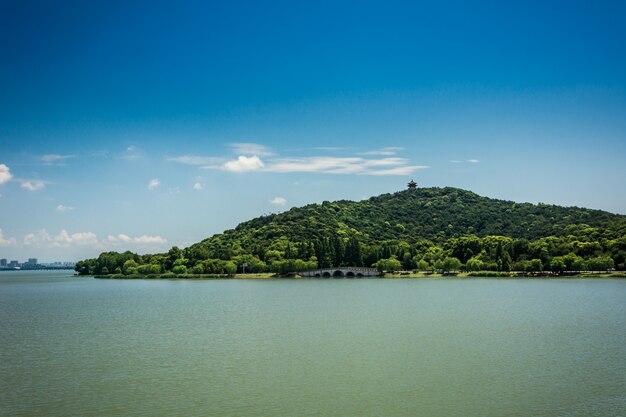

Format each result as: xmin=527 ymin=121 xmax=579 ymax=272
xmin=76 ymin=187 xmax=626 ymax=276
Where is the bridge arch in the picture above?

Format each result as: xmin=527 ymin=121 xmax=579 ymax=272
xmin=300 ymin=267 xmax=380 ymax=278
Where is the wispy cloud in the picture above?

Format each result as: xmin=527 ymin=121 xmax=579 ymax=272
xmin=56 ymin=204 xmax=74 ymax=212
xmin=230 ymin=143 xmax=273 ymax=156
xmin=167 ymin=155 xmax=224 ymax=166
xmin=314 ymin=146 xmax=353 ymax=151
xmin=265 ymin=156 xmax=427 ymax=176
xmin=359 ymin=147 xmax=404 ymax=156
xmin=21 ymin=180 xmax=45 ymax=191
xmin=366 ymin=166 xmax=429 ymax=176
xmin=122 ymin=146 xmax=143 ymax=160
xmin=193 ymin=182 xmax=203 ymax=190
xmin=223 ymin=155 xmax=265 ymax=172
xmin=0 ymin=164 xmax=12 ymax=184
xmin=206 ymin=155 xmax=429 ymax=176
xmin=41 ymin=154 xmax=75 ymax=165
xmin=270 ymin=196 xmax=287 ymax=205
xmin=88 ymin=150 xmax=111 ymax=159
xmin=175 ymin=146 xmax=427 ymax=177
xmin=147 ymin=178 xmax=160 ymax=190
xmin=449 ymin=159 xmax=480 ymax=164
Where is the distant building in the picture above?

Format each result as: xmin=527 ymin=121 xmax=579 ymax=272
xmin=0 ymin=258 xmax=6 ymax=267
xmin=8 ymin=260 xmax=19 ymax=268
xmin=407 ymin=179 xmax=417 ymax=189
xmin=27 ymin=258 xmax=38 ymax=265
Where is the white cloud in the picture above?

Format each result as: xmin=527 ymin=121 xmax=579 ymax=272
xmin=42 ymin=154 xmax=75 ymax=165
xmin=359 ymin=147 xmax=404 ymax=156
xmin=23 ymin=229 xmax=52 ymax=246
xmin=167 ymin=155 xmax=223 ymax=166
xmin=21 ymin=180 xmax=45 ymax=191
xmin=107 ymin=233 xmax=167 ymax=245
xmin=134 ymin=235 xmax=167 ymax=244
xmin=147 ymin=178 xmax=160 ymax=190
xmin=467 ymin=159 xmax=480 ymax=163
xmin=230 ymin=143 xmax=273 ymax=156
xmin=0 ymin=164 xmax=13 ymax=184
xmin=202 ymin=152 xmax=428 ymax=176
xmin=51 ymin=230 xmax=98 ymax=247
xmin=18 ymin=229 xmax=167 ymax=252
xmin=270 ymin=196 xmax=287 ymax=205
xmin=223 ymin=155 xmax=265 ymax=172
xmin=0 ymin=228 xmax=17 ymax=247
xmin=116 ymin=233 xmax=133 ymax=242
xmin=56 ymin=204 xmax=74 ymax=212
xmin=193 ymin=182 xmax=203 ymax=190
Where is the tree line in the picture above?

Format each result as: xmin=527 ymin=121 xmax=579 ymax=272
xmin=76 ymin=232 xmax=625 ymax=276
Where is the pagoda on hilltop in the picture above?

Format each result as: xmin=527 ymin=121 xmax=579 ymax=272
xmin=407 ymin=179 xmax=417 ymax=189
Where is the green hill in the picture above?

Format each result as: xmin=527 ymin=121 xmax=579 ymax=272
xmin=76 ymin=187 xmax=626 ymax=275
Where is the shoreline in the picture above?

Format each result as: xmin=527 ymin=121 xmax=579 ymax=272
xmin=88 ymin=272 xmax=626 ymax=280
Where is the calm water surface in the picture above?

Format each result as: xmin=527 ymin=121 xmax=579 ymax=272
xmin=1 ymin=271 xmax=624 ymax=417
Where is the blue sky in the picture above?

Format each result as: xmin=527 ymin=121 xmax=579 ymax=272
xmin=1 ymin=0 xmax=625 ymax=261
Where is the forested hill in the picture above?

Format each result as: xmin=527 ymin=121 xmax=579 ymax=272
xmin=76 ymin=187 xmax=626 ymax=275
xmin=220 ymin=187 xmax=625 ymax=245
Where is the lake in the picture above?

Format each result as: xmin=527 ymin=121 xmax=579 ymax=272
xmin=1 ymin=271 xmax=624 ymax=417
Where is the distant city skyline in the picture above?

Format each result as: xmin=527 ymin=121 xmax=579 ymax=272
xmin=1 ymin=0 xmax=625 ymax=261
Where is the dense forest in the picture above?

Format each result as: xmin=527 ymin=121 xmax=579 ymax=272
xmin=76 ymin=187 xmax=626 ymax=276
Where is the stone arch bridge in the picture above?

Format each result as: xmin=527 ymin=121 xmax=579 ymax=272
xmin=299 ymin=267 xmax=381 ymax=278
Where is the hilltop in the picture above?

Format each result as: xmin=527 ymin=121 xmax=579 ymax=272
xmin=76 ymin=187 xmax=626 ymax=276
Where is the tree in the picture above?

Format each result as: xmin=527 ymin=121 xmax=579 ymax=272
xmin=172 ymin=265 xmax=187 ymax=275
xmin=415 ymin=259 xmax=429 ymax=271
xmin=586 ymin=256 xmax=614 ymax=271
xmin=123 ymin=259 xmax=139 ymax=275
xmin=374 ymin=256 xmax=402 ymax=273
xmin=465 ymin=257 xmax=484 ymax=272
xmin=234 ymin=254 xmax=266 ymax=273
xmin=550 ymin=257 xmax=566 ymax=273
xmin=438 ymin=257 xmax=462 ymax=273
xmin=223 ymin=261 xmax=237 ymax=276
xmin=500 ymin=252 xmax=512 ymax=272
xmin=526 ymin=259 xmax=543 ymax=273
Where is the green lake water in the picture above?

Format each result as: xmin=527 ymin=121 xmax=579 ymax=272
xmin=1 ymin=271 xmax=624 ymax=417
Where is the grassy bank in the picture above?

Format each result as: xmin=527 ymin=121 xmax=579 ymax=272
xmin=381 ymin=271 xmax=626 ymax=278
xmin=93 ymin=273 xmax=276 ymax=279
